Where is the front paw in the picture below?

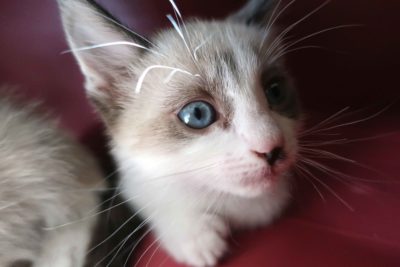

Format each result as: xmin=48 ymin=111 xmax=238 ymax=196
xmin=163 ymin=216 xmax=228 ymax=267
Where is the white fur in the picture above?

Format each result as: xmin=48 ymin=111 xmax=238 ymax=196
xmin=114 ymin=123 xmax=293 ymax=266
xmin=34 ymin=218 xmax=95 ymax=267
xmin=58 ymin=0 xmax=300 ymax=266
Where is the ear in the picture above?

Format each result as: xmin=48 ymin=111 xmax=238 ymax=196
xmin=57 ymin=0 xmax=147 ymax=125
xmin=229 ymin=0 xmax=277 ymax=26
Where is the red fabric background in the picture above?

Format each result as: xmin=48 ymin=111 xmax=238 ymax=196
xmin=0 ymin=0 xmax=399 ymax=266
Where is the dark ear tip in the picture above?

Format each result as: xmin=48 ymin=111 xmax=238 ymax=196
xmin=229 ymin=0 xmax=277 ymax=26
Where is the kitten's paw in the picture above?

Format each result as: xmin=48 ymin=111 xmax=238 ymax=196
xmin=165 ymin=216 xmax=228 ymax=267
xmin=176 ymin=229 xmax=227 ymax=267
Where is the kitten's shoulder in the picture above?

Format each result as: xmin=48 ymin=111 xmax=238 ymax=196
xmin=0 ymin=92 xmax=103 ymax=187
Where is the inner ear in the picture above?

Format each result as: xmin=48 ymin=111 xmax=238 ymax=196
xmin=59 ymin=0 xmax=150 ymax=79
xmin=58 ymin=0 xmax=152 ymax=126
xmin=229 ymin=0 xmax=277 ymax=26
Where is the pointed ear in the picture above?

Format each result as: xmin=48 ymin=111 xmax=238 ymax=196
xmin=229 ymin=0 xmax=277 ymax=26
xmin=57 ymin=0 xmax=147 ymax=124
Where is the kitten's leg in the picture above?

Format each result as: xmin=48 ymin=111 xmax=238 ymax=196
xmin=33 ymin=217 xmax=96 ymax=267
xmin=0 ymin=252 xmax=36 ymax=267
xmin=0 ymin=213 xmax=43 ymax=267
xmin=149 ymin=210 xmax=229 ymax=267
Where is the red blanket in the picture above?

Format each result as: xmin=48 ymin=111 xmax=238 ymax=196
xmin=1 ymin=1 xmax=399 ymax=266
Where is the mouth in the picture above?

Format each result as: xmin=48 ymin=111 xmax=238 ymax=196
xmin=240 ymin=158 xmax=293 ymax=188
xmin=240 ymin=167 xmax=273 ymax=188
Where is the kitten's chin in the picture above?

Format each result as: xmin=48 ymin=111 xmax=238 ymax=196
xmin=233 ymin=182 xmax=272 ymax=198
xmin=225 ymin=172 xmax=288 ymax=198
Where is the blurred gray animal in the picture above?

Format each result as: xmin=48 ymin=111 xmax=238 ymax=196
xmin=0 ymin=95 xmax=104 ymax=267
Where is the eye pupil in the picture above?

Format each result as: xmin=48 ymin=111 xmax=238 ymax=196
xmin=178 ymin=101 xmax=216 ymax=129
xmin=270 ymin=84 xmax=281 ymax=99
xmin=194 ymin=107 xmax=202 ymax=120
xmin=265 ymin=80 xmax=286 ymax=106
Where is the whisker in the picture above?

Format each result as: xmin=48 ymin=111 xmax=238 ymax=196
xmin=42 ymin=159 xmax=222 ymax=231
xmin=88 ymin=7 xmax=157 ymax=49
xmin=94 ymin=219 xmax=151 ymax=267
xmin=62 ymin=41 xmax=165 ymax=57
xmin=270 ymin=45 xmax=325 ymax=62
xmin=145 ymin=242 xmax=163 ymax=267
xmin=337 ymin=131 xmax=400 ymax=144
xmin=299 ymin=158 xmax=355 ymax=186
xmin=43 ymin=189 xmax=142 ymax=231
xmin=132 ymin=189 xmax=223 ymax=267
xmin=301 ymin=131 xmax=400 ymax=147
xmin=136 ymin=161 xmax=222 ymax=185
xmin=299 ymin=147 xmax=356 ymax=163
xmin=168 ymin=0 xmax=197 ymax=63
xmin=295 ymin=165 xmax=326 ymax=201
xmin=94 ymin=211 xmax=155 ymax=267
xmin=299 ymin=147 xmax=398 ymax=184
xmin=308 ymin=103 xmax=393 ymax=135
xmin=87 ymin=199 xmax=157 ymax=255
xmin=297 ymin=162 xmax=354 ymax=211
xmin=87 ymin=189 xmax=125 ymax=215
xmin=267 ymin=0 xmax=331 ymax=59
xmin=301 ymin=100 xmax=400 ymax=138
xmin=0 ymin=200 xmax=27 ymax=211
xmin=122 ymin=177 xmax=190 ymax=266
xmin=123 ymin=227 xmax=154 ymax=267
xmin=168 ymin=0 xmax=182 ymax=18
xmin=105 ymin=187 xmax=121 ymax=225
xmin=300 ymin=156 xmax=394 ymax=187
xmin=93 ymin=235 xmax=128 ymax=267
xmin=273 ymin=24 xmax=362 ymax=61
xmin=107 ymin=222 xmax=153 ymax=267
xmin=299 ymin=139 xmax=349 ymax=146
xmin=133 ymin=231 xmax=162 ymax=267
xmin=300 ymin=106 xmax=350 ymax=136
xmin=0 ymin=179 xmax=108 ymax=211
xmin=94 ymin=174 xmax=184 ymax=265
xmin=91 ymin=193 xmax=141 ymax=220
xmin=260 ymin=0 xmax=295 ymax=50
xmin=0 ymin=184 xmax=112 ymax=211
xmin=263 ymin=0 xmax=283 ymax=36
xmin=166 ymin=14 xmax=195 ymax=61
xmin=193 ymin=34 xmax=214 ymax=61
xmin=135 ymin=64 xmax=201 ymax=93
xmin=136 ymin=195 xmax=223 ymax=267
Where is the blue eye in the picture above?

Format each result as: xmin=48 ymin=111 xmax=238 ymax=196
xmin=178 ymin=101 xmax=216 ymax=129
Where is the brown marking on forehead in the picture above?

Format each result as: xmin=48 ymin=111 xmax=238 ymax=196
xmin=161 ymin=87 xmax=212 ymax=111
xmin=221 ymin=51 xmax=239 ymax=79
xmin=213 ymin=50 xmax=239 ymax=82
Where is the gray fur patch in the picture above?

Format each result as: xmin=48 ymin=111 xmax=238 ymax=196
xmin=0 ymin=95 xmax=103 ymax=266
xmin=221 ymin=51 xmax=239 ymax=79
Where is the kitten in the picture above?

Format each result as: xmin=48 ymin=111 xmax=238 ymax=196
xmin=58 ymin=0 xmax=301 ymax=266
xmin=0 ymin=93 xmax=104 ymax=267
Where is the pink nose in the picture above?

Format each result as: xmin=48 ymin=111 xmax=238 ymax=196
xmin=242 ymin=134 xmax=285 ymax=166
xmin=254 ymin=146 xmax=285 ymax=166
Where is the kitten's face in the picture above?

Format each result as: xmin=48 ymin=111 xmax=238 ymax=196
xmin=113 ymin=21 xmax=300 ymax=197
xmin=59 ymin=0 xmax=301 ymax=198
